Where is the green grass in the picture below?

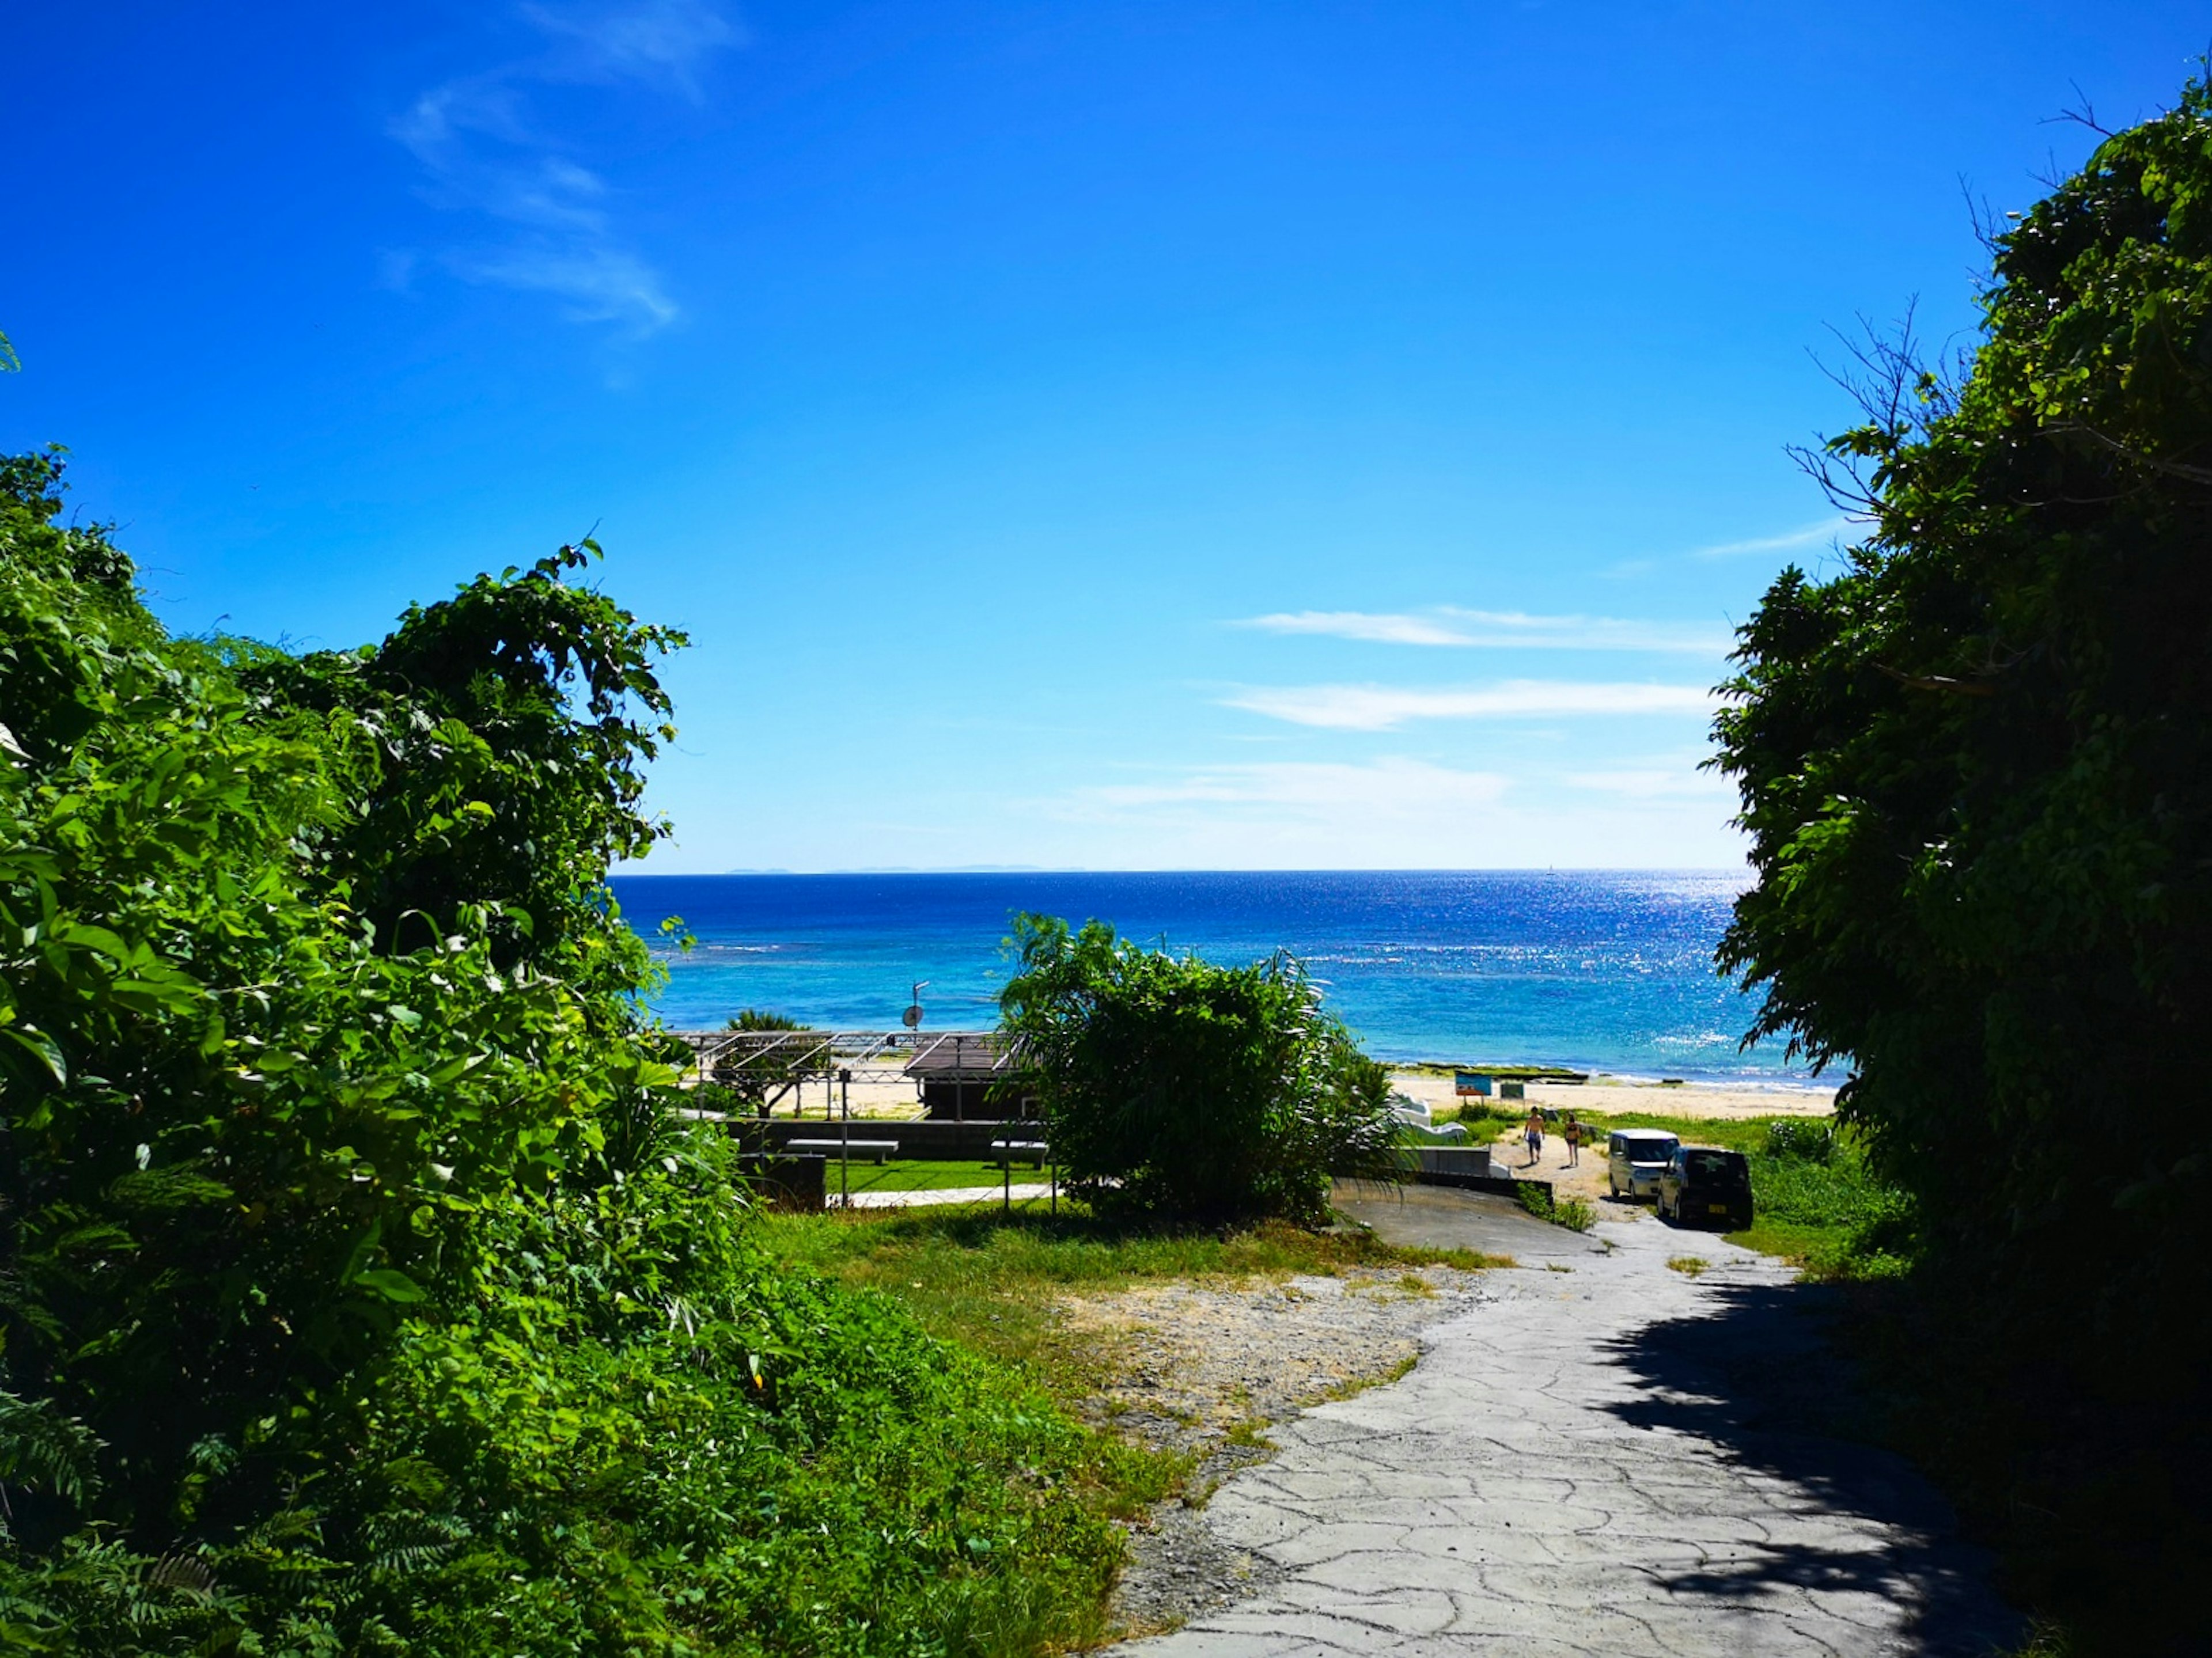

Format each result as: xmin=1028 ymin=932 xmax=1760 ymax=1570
xmin=1320 ymin=1351 xmax=1421 ymax=1402
xmin=757 ymin=1203 xmax=1509 ymax=1636
xmin=1513 ymin=1182 xmax=1597 ymax=1232
xmin=1534 ymin=1107 xmax=1777 ymax=1150
xmin=1436 ymin=1101 xmax=1525 ymax=1135
xmin=754 ymin=1201 xmax=1507 ymax=1654
xmin=1460 ymin=1105 xmax=1914 ymax=1280
xmin=760 ymin=1206 xmax=1504 ymax=1408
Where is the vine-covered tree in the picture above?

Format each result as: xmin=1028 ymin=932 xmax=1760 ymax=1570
xmin=1713 ymin=81 xmax=2212 ymax=1351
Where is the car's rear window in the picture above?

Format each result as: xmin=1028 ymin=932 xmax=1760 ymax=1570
xmin=1685 ymin=1151 xmax=1748 ymax=1182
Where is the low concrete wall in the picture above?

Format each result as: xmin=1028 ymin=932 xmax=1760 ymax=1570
xmin=1415 ymin=1170 xmax=1553 ymax=1202
xmin=732 ymin=1124 xmax=1541 ymax=1201
xmin=735 ymin=1118 xmax=1040 ymax=1162
xmin=1412 ymin=1147 xmax=1500 ymax=1179
xmin=1406 ymin=1146 xmax=1550 ymax=1201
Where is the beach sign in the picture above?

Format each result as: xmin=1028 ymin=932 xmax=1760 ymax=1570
xmin=1455 ymin=1071 xmax=1493 ymax=1098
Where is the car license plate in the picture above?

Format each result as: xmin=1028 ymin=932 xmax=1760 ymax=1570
xmin=1708 ymin=1204 xmax=1729 ymax=1215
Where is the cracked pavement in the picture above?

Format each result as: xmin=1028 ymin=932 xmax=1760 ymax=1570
xmin=1109 ymin=1189 xmax=2019 ymax=1656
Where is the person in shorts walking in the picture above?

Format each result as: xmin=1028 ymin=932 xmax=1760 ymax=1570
xmin=1523 ymin=1110 xmax=1545 ymax=1167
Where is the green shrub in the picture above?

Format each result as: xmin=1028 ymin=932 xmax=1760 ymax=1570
xmin=0 ymin=454 xmax=1132 ymax=1656
xmin=0 ymin=1136 xmax=1132 ymax=1653
xmin=997 ymin=915 xmax=1404 ymax=1223
xmin=1763 ymin=1120 xmax=1836 ymax=1163
xmin=1442 ymin=1102 xmax=1520 ymax=1137
xmin=1709 ymin=82 xmax=2212 ymax=1646
xmin=1740 ymin=1140 xmax=1918 ymax=1279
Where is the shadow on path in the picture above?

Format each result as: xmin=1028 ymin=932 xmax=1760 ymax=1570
xmin=1604 ymin=1276 xmax=2024 ymax=1654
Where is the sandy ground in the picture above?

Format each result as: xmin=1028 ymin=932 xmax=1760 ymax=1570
xmin=1388 ymin=1069 xmax=1835 ymax=1124
xmin=1404 ymin=1071 xmax=1835 ymax=1212
xmin=735 ymin=1070 xmax=1837 ymax=1124
xmin=1483 ymin=1123 xmax=1653 ymax=1213
xmin=714 ymin=1075 xmax=929 ymax=1119
xmin=725 ymin=1068 xmax=1834 ymax=1124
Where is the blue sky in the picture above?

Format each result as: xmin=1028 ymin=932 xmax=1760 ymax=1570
xmin=5 ymin=3 xmax=2203 ymax=870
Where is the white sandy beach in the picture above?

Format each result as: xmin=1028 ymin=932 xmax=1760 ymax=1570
xmin=1387 ymin=1068 xmax=1835 ymax=1121
xmin=735 ymin=1067 xmax=1835 ymax=1123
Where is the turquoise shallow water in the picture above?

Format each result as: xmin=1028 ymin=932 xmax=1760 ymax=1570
xmin=612 ymin=869 xmax=1825 ymax=1088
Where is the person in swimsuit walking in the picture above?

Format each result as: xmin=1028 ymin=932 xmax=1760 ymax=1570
xmin=1563 ymin=1111 xmax=1583 ymax=1167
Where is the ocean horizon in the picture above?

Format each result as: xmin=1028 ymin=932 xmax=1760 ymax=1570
xmin=612 ymin=869 xmax=1829 ymax=1089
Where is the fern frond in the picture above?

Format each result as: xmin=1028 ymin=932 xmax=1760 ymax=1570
xmin=0 ymin=1391 xmax=103 ymax=1507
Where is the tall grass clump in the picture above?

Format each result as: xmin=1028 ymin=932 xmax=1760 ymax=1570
xmin=1514 ymin=1184 xmax=1596 ymax=1232
xmin=1748 ymin=1122 xmax=1915 ymax=1278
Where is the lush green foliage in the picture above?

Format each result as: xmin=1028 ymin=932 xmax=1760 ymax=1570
xmin=1710 ymin=79 xmax=2212 ymax=1651
xmin=762 ymin=1206 xmax=1504 ymax=1401
xmin=997 ymin=915 xmax=1403 ymax=1223
xmin=1743 ymin=1128 xmax=1914 ymax=1280
xmin=0 ymin=456 xmax=1132 ymax=1655
xmin=1710 ymin=81 xmax=2212 ymax=1329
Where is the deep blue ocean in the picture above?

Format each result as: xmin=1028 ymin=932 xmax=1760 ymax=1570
xmin=611 ymin=870 xmax=1817 ymax=1087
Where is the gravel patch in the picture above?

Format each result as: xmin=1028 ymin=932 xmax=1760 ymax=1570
xmin=1058 ymin=1266 xmax=1493 ymax=1638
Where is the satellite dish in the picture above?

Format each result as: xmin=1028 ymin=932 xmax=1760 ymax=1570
xmin=902 ymin=1003 xmax=922 ymax=1029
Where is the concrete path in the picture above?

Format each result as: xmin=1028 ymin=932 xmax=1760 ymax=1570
xmin=840 ymin=1182 xmax=1052 ymax=1209
xmin=1112 ymin=1192 xmax=2018 ymax=1657
xmin=1335 ymin=1182 xmax=1611 ymax=1268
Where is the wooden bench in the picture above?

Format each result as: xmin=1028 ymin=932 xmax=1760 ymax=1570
xmin=990 ymin=1139 xmax=1048 ymax=1168
xmin=785 ymin=1138 xmax=899 ymax=1164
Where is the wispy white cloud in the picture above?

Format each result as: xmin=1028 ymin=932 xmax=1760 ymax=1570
xmin=523 ymin=0 xmax=743 ymax=97
xmin=1237 ymin=611 xmax=1477 ymax=647
xmin=457 ymin=244 xmax=679 ymax=331
xmin=1221 ymin=680 xmax=1718 ymax=731
xmin=982 ymin=756 xmax=1743 ymax=870
xmin=1081 ymin=757 xmax=1510 ymax=810
xmin=1564 ymin=767 xmax=1732 ymax=799
xmin=1689 ymin=515 xmax=1855 ymax=561
xmin=1235 ymin=608 xmax=1729 ymax=654
xmin=389 ymin=1 xmax=736 ymax=336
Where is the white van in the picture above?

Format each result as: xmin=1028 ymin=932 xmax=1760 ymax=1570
xmin=1607 ymin=1128 xmax=1680 ymax=1201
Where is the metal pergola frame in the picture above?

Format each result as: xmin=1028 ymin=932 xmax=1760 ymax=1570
xmin=672 ymin=1029 xmax=1048 ymax=1212
xmin=673 ymin=1029 xmax=1017 ymax=1112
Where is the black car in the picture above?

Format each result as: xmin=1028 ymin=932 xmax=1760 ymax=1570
xmin=1657 ymin=1147 xmax=1753 ymax=1230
